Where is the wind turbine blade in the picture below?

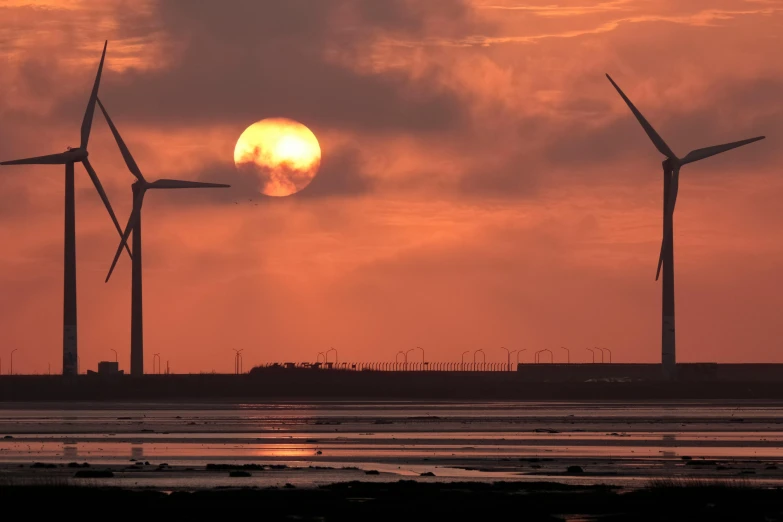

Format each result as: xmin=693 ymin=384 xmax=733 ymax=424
xmin=150 ymin=179 xmax=231 ymax=189
xmin=106 ymin=192 xmax=143 ymax=283
xmin=82 ymin=158 xmax=132 ymax=260
xmin=81 ymin=40 xmax=108 ymax=150
xmin=605 ymin=74 xmax=676 ymax=159
xmin=681 ymin=136 xmax=765 ymax=165
xmin=96 ymin=98 xmax=144 ymax=181
xmin=0 ymin=152 xmax=70 ymax=165
xmin=656 ymin=164 xmax=680 ymax=281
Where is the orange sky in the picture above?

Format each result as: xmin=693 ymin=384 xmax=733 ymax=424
xmin=1 ymin=0 xmax=782 ymax=374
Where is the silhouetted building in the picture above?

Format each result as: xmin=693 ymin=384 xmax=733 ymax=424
xmin=86 ymin=361 xmax=123 ymax=375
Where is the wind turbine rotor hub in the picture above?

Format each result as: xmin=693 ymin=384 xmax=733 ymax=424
xmin=67 ymin=148 xmax=88 ymax=161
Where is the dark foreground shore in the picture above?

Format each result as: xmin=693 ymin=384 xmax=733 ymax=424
xmin=5 ymin=372 xmax=783 ymax=401
xmin=1 ymin=480 xmax=782 ymax=521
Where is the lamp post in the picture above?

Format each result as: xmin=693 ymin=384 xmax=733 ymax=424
xmin=110 ymin=349 xmax=118 ymax=363
xmin=461 ymin=350 xmax=470 ymax=371
xmin=586 ymin=347 xmax=596 ymax=363
xmin=326 ymin=347 xmax=338 ymax=366
xmin=535 ymin=349 xmax=553 ymax=363
xmin=416 ymin=346 xmax=424 ymax=363
xmin=317 ymin=352 xmax=326 ymax=363
xmin=599 ymin=347 xmax=612 ymax=363
xmin=10 ymin=349 xmax=18 ymax=375
xmin=405 ymin=348 xmax=415 ymax=371
xmin=153 ymin=353 xmax=161 ymax=374
xmin=509 ymin=350 xmax=518 ymax=372
xmin=474 ymin=349 xmax=485 ymax=370
xmin=500 ymin=346 xmax=510 ymax=371
xmin=594 ymin=346 xmax=604 ymax=363
xmin=560 ymin=346 xmax=570 ymax=363
xmin=516 ymin=349 xmax=526 ymax=365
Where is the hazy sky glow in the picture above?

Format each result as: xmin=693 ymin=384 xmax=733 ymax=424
xmin=1 ymin=0 xmax=782 ymax=373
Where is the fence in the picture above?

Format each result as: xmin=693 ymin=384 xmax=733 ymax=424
xmin=255 ymin=362 xmax=517 ymax=372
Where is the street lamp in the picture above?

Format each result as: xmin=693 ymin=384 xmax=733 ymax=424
xmin=599 ymin=347 xmax=612 ymax=363
xmin=153 ymin=353 xmax=161 ymax=374
xmin=500 ymin=347 xmax=512 ymax=371
xmin=396 ymin=351 xmax=406 ymax=364
xmin=326 ymin=347 xmax=338 ymax=365
xmin=405 ymin=348 xmax=415 ymax=370
xmin=317 ymin=352 xmax=326 ymax=363
xmin=509 ymin=350 xmax=518 ymax=372
xmin=535 ymin=349 xmax=553 ymax=363
xmin=461 ymin=350 xmax=470 ymax=371
xmin=416 ymin=346 xmax=424 ymax=363
xmin=586 ymin=347 xmax=596 ymax=363
xmin=474 ymin=349 xmax=485 ymax=370
xmin=10 ymin=349 xmax=18 ymax=375
xmin=516 ymin=349 xmax=526 ymax=365
xmin=594 ymin=346 xmax=604 ymax=363
xmin=560 ymin=346 xmax=570 ymax=363
xmin=110 ymin=349 xmax=118 ymax=363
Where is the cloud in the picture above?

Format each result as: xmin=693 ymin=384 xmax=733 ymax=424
xmin=88 ymin=0 xmax=472 ymax=134
xmin=146 ymin=143 xmax=376 ymax=207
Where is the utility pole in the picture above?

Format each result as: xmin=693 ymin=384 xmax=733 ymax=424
xmin=233 ymin=349 xmax=244 ymax=374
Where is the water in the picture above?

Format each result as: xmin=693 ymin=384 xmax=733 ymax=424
xmin=1 ymin=400 xmax=782 ymax=489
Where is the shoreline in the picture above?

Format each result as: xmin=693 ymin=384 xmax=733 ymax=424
xmin=5 ymin=375 xmax=783 ymax=401
xmin=2 ymin=479 xmax=782 ymax=520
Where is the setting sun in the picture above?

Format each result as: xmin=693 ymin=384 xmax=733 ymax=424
xmin=234 ymin=118 xmax=321 ymax=197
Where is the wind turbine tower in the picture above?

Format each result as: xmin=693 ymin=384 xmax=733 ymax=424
xmin=0 ymin=42 xmax=129 ymax=375
xmin=606 ymin=74 xmax=764 ymax=377
xmin=98 ymin=99 xmax=229 ymax=376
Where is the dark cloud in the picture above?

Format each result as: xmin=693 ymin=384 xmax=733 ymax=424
xmin=538 ymin=74 xmax=781 ymax=177
xmin=145 ymin=144 xmax=374 ymax=206
xmin=298 ymin=146 xmax=374 ymax=198
xmin=82 ymin=0 xmax=474 ymax=134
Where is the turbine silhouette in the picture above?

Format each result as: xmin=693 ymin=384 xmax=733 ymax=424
xmin=606 ymin=74 xmax=764 ymax=376
xmin=98 ymin=98 xmax=230 ymax=376
xmin=0 ymin=41 xmax=129 ymax=375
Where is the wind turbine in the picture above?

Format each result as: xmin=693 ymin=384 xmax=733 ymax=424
xmin=97 ymin=98 xmax=230 ymax=376
xmin=606 ymin=74 xmax=764 ymax=377
xmin=0 ymin=41 xmax=129 ymax=376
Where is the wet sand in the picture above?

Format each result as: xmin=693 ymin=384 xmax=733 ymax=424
xmin=2 ymin=400 xmax=783 ymax=490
